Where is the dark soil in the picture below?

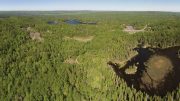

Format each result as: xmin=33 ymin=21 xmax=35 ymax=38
xmin=108 ymin=45 xmax=180 ymax=96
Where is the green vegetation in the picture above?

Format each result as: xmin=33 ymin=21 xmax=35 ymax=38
xmin=0 ymin=11 xmax=180 ymax=101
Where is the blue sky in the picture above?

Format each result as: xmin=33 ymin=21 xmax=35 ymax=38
xmin=0 ymin=0 xmax=180 ymax=11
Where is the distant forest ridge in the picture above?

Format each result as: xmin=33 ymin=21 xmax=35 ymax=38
xmin=0 ymin=11 xmax=180 ymax=17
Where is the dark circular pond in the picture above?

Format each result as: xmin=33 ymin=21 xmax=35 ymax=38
xmin=108 ymin=46 xmax=180 ymax=96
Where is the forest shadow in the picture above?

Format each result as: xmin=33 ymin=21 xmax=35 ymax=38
xmin=108 ymin=45 xmax=180 ymax=97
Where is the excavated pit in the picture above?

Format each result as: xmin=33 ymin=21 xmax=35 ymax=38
xmin=108 ymin=45 xmax=180 ymax=96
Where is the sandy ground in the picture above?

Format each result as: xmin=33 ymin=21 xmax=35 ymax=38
xmin=64 ymin=57 xmax=79 ymax=64
xmin=27 ymin=27 xmax=43 ymax=42
xmin=123 ymin=25 xmax=147 ymax=34
xmin=64 ymin=36 xmax=94 ymax=42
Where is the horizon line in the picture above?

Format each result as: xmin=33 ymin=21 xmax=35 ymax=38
xmin=0 ymin=10 xmax=180 ymax=13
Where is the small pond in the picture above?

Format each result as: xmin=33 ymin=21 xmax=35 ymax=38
xmin=65 ymin=19 xmax=82 ymax=25
xmin=47 ymin=21 xmax=58 ymax=25
xmin=65 ymin=19 xmax=97 ymax=25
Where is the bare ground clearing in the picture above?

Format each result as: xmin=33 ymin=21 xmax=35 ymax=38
xmin=123 ymin=25 xmax=147 ymax=34
xmin=27 ymin=27 xmax=43 ymax=42
xmin=64 ymin=36 xmax=94 ymax=42
xmin=64 ymin=57 xmax=79 ymax=64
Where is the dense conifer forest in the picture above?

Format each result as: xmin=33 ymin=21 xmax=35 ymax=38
xmin=0 ymin=11 xmax=180 ymax=100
